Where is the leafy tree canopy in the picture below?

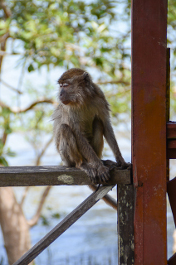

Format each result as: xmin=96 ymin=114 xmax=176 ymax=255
xmin=0 ymin=0 xmax=131 ymax=76
xmin=0 ymin=0 xmax=176 ymax=166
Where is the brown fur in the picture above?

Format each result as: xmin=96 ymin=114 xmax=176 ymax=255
xmin=53 ymin=68 xmax=128 ymax=183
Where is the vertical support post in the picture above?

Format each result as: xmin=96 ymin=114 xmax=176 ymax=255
xmin=166 ymin=48 xmax=170 ymax=181
xmin=131 ymin=0 xmax=167 ymax=264
xmin=118 ymin=184 xmax=134 ymax=265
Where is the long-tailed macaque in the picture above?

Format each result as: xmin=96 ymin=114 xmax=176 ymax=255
xmin=53 ymin=68 xmax=129 ymax=184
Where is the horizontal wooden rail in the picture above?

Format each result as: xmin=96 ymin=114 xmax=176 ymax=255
xmin=0 ymin=165 xmax=131 ymax=186
xmin=13 ymin=185 xmax=115 ymax=265
xmin=167 ymin=121 xmax=176 ymax=159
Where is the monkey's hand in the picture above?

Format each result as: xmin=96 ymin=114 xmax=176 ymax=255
xmin=102 ymin=159 xmax=131 ymax=170
xmin=80 ymin=162 xmax=110 ymax=184
xmin=96 ymin=164 xmax=110 ymax=184
xmin=102 ymin=160 xmax=119 ymax=170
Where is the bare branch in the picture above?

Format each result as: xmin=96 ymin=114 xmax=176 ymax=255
xmin=36 ymin=136 xmax=54 ymax=166
xmin=2 ymin=131 xmax=7 ymax=145
xmin=17 ymin=99 xmax=55 ymax=113
xmin=97 ymin=80 xmax=130 ymax=86
xmin=0 ymin=99 xmax=56 ymax=113
xmin=0 ymin=0 xmax=11 ymax=71
xmin=20 ymin=187 xmax=30 ymax=207
xmin=0 ymin=78 xmax=23 ymax=94
xmin=0 ymin=0 xmax=11 ymax=18
xmin=0 ymin=33 xmax=10 ymax=44
xmin=28 ymin=186 xmax=52 ymax=228
xmin=88 ymin=184 xmax=117 ymax=210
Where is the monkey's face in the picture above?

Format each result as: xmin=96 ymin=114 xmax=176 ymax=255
xmin=59 ymin=82 xmax=73 ymax=105
xmin=58 ymin=68 xmax=94 ymax=106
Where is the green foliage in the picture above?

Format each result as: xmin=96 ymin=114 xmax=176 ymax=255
xmin=0 ymin=106 xmax=16 ymax=165
xmin=1 ymin=0 xmax=131 ymax=77
xmin=1 ymin=0 xmax=176 ymax=165
xmin=0 ymin=156 xmax=8 ymax=167
xmin=40 ymin=215 xmax=50 ymax=226
xmin=0 ymin=0 xmax=132 ymax=165
xmin=40 ymin=212 xmax=61 ymax=227
xmin=52 ymin=212 xmax=61 ymax=219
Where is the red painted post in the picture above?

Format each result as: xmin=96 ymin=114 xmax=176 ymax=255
xmin=131 ymin=0 xmax=167 ymax=264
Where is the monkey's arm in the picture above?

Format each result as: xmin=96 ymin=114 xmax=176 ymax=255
xmin=103 ymin=118 xmax=129 ymax=168
xmin=73 ymin=127 xmax=110 ymax=183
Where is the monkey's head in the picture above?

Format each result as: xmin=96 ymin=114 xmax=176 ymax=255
xmin=58 ymin=68 xmax=95 ymax=106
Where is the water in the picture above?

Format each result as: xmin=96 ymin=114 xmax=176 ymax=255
xmin=0 ymin=185 xmax=119 ymax=265
xmin=31 ymin=187 xmax=118 ymax=265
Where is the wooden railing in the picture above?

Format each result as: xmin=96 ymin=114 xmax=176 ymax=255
xmin=0 ymin=166 xmax=134 ymax=265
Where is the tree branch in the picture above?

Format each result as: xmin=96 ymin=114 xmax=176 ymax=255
xmin=2 ymin=131 xmax=7 ymax=146
xmin=0 ymin=0 xmax=11 ymax=18
xmin=28 ymin=186 xmax=52 ymax=228
xmin=0 ymin=78 xmax=23 ymax=94
xmin=97 ymin=80 xmax=130 ymax=86
xmin=88 ymin=184 xmax=117 ymax=210
xmin=0 ymin=99 xmax=55 ymax=113
xmin=20 ymin=187 xmax=30 ymax=207
xmin=17 ymin=99 xmax=55 ymax=113
xmin=36 ymin=136 xmax=54 ymax=166
xmin=0 ymin=33 xmax=10 ymax=44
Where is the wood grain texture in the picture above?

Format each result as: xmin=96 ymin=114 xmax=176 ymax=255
xmin=118 ymin=184 xmax=134 ymax=265
xmin=0 ymin=165 xmax=131 ymax=186
xmin=13 ymin=185 xmax=114 ymax=265
xmin=131 ymin=0 xmax=167 ymax=263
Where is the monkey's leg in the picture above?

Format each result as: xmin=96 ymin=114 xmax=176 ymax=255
xmin=91 ymin=117 xmax=104 ymax=158
xmin=77 ymin=117 xmax=110 ymax=183
xmin=59 ymin=124 xmax=83 ymax=167
xmin=91 ymin=118 xmax=120 ymax=170
xmin=59 ymin=124 xmax=109 ymax=183
xmin=59 ymin=124 xmax=110 ymax=184
xmin=75 ymin=118 xmax=109 ymax=184
xmin=103 ymin=119 xmax=131 ymax=169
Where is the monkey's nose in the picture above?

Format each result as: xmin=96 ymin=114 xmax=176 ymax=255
xmin=60 ymin=89 xmax=64 ymax=97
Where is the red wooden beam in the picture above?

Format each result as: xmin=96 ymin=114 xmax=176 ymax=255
xmin=167 ymin=122 xmax=176 ymax=139
xmin=131 ymin=0 xmax=167 ymax=264
xmin=167 ymin=177 xmax=176 ymax=226
xmin=167 ymin=122 xmax=176 ymax=158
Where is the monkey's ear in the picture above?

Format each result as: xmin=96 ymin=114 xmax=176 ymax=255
xmin=82 ymin=72 xmax=91 ymax=83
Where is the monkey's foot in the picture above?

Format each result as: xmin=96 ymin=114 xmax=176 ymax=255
xmin=80 ymin=163 xmax=110 ymax=184
xmin=116 ymin=161 xmax=131 ymax=170
xmin=120 ymin=162 xmax=131 ymax=169
xmin=96 ymin=164 xmax=110 ymax=183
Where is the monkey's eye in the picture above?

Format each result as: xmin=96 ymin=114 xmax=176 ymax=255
xmin=63 ymin=83 xmax=69 ymax=87
xmin=59 ymin=83 xmax=69 ymax=88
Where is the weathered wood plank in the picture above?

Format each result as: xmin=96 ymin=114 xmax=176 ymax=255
xmin=0 ymin=165 xmax=131 ymax=186
xmin=13 ymin=185 xmax=114 ymax=265
xmin=132 ymin=0 xmax=167 ymax=262
xmin=167 ymin=122 xmax=176 ymax=139
xmin=118 ymin=184 xmax=134 ymax=265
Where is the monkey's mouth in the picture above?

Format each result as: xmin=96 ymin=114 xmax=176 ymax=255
xmin=61 ymin=100 xmax=71 ymax=105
